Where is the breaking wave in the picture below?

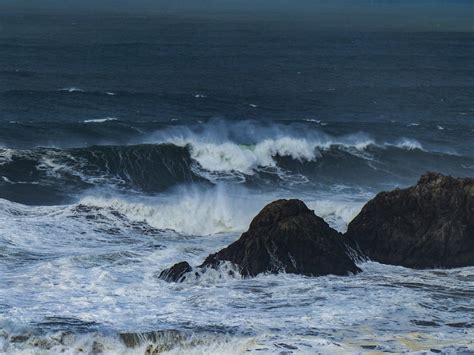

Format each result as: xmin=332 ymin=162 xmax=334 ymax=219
xmin=75 ymin=184 xmax=363 ymax=235
xmin=77 ymin=185 xmax=261 ymax=236
xmin=0 ymin=120 xmax=467 ymax=205
xmin=388 ymin=137 xmax=425 ymax=151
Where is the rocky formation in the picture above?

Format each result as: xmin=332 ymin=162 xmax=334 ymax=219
xmin=159 ymin=199 xmax=361 ymax=282
xmin=159 ymin=172 xmax=474 ymax=282
xmin=202 ymin=199 xmax=361 ymax=276
xmin=345 ymin=172 xmax=474 ymax=268
xmin=158 ymin=261 xmax=193 ymax=282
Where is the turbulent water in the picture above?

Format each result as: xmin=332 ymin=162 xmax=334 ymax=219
xmin=1 ymin=12 xmax=474 ymax=354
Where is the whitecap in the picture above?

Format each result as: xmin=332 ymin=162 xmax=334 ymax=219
xmin=78 ymin=184 xmax=263 ymax=236
xmin=303 ymin=118 xmax=321 ymax=124
xmin=76 ymin=183 xmax=366 ymax=236
xmin=387 ymin=137 xmax=425 ymax=151
xmin=145 ymin=120 xmax=375 ymax=176
xmin=186 ymin=137 xmax=319 ymax=175
xmin=1 ymin=176 xmax=12 ymax=183
xmin=0 ymin=148 xmax=15 ymax=165
xmin=59 ymin=87 xmax=84 ymax=93
xmin=83 ymin=117 xmax=118 ymax=123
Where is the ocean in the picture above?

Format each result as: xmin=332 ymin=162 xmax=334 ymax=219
xmin=0 ymin=12 xmax=473 ymax=353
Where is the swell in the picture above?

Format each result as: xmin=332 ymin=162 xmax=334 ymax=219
xmin=1 ymin=119 xmax=473 ymax=205
xmin=1 ymin=141 xmax=471 ymax=207
xmin=0 ymin=144 xmax=203 ymax=205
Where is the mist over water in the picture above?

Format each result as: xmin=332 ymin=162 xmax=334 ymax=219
xmin=1 ymin=4 xmax=473 ymax=354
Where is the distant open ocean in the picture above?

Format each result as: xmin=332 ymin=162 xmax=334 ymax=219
xmin=0 ymin=13 xmax=473 ymax=353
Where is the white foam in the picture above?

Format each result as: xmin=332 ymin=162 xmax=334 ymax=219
xmin=0 ymin=330 xmax=256 ymax=355
xmin=145 ymin=120 xmax=375 ymax=175
xmin=389 ymin=137 xmax=425 ymax=151
xmin=0 ymin=148 xmax=14 ymax=165
xmin=189 ymin=138 xmax=319 ymax=175
xmin=1 ymin=176 xmax=12 ymax=183
xmin=78 ymin=185 xmax=263 ymax=236
xmin=59 ymin=87 xmax=84 ymax=93
xmin=75 ymin=184 xmax=364 ymax=236
xmin=307 ymin=199 xmax=365 ymax=232
xmin=83 ymin=117 xmax=118 ymax=123
xmin=182 ymin=135 xmax=374 ymax=175
xmin=1 ymin=195 xmax=472 ymax=354
xmin=304 ymin=118 xmax=321 ymax=124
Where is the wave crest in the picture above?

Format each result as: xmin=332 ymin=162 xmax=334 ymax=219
xmin=389 ymin=138 xmax=425 ymax=151
xmin=146 ymin=120 xmax=375 ymax=175
xmin=83 ymin=117 xmax=118 ymax=124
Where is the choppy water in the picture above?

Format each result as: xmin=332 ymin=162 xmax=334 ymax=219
xmin=0 ymin=12 xmax=473 ymax=354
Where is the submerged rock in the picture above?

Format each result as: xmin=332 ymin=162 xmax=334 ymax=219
xmin=201 ymin=199 xmax=361 ymax=277
xmin=158 ymin=261 xmax=193 ymax=282
xmin=345 ymin=172 xmax=474 ymax=268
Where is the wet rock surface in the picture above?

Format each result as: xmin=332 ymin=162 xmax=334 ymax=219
xmin=201 ymin=199 xmax=361 ymax=277
xmin=158 ymin=261 xmax=193 ymax=282
xmin=345 ymin=172 xmax=474 ymax=268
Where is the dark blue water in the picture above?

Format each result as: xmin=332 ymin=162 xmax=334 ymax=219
xmin=1 ymin=14 xmax=473 ymax=205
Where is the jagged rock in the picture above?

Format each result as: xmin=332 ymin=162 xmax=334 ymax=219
xmin=345 ymin=172 xmax=474 ymax=268
xmin=201 ymin=199 xmax=361 ymax=277
xmin=158 ymin=261 xmax=193 ymax=282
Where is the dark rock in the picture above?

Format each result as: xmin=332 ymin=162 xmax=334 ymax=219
xmin=91 ymin=341 xmax=105 ymax=354
xmin=345 ymin=172 xmax=474 ymax=268
xmin=9 ymin=334 xmax=30 ymax=343
xmin=158 ymin=261 xmax=193 ymax=282
xmin=201 ymin=199 xmax=361 ymax=277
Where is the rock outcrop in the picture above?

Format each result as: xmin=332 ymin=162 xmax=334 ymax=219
xmin=159 ymin=199 xmax=360 ymax=281
xmin=158 ymin=261 xmax=193 ymax=282
xmin=345 ymin=172 xmax=474 ymax=268
xmin=201 ymin=199 xmax=361 ymax=277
